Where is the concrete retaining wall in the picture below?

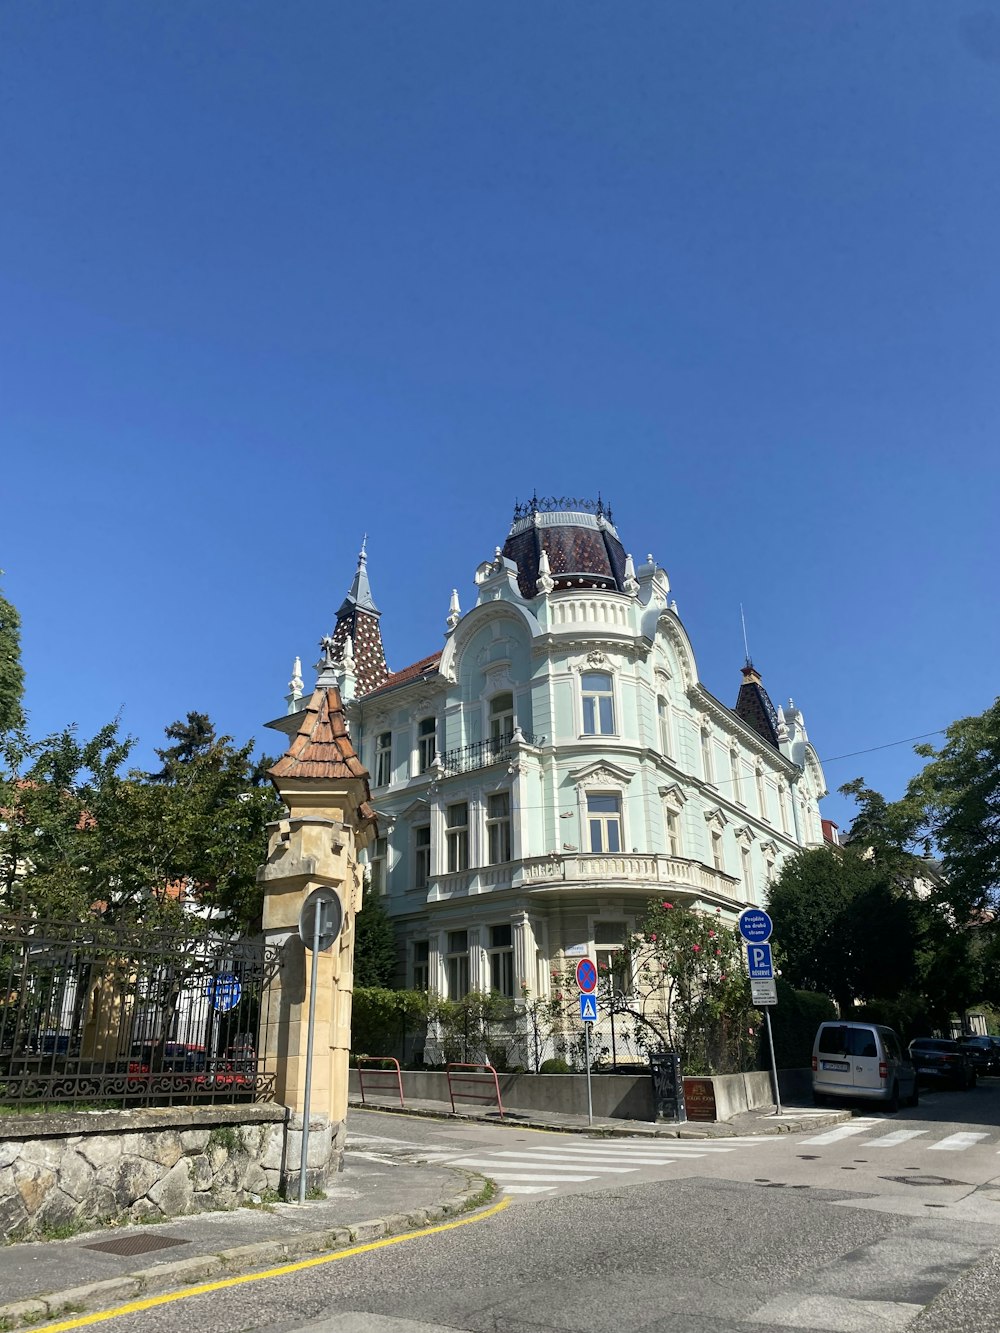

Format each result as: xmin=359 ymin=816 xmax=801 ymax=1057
xmin=350 ymin=1067 xmax=812 ymax=1123
xmin=0 ymin=1103 xmax=342 ymax=1241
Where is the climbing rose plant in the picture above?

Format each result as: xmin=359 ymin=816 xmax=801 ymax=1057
xmin=596 ymin=901 xmax=760 ymax=1075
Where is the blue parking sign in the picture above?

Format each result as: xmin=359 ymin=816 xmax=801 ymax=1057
xmin=746 ymin=943 xmax=774 ymax=980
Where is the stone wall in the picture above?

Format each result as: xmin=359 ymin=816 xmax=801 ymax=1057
xmin=0 ymin=1104 xmax=340 ymax=1242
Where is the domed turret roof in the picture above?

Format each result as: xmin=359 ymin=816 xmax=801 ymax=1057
xmin=501 ymin=496 xmax=628 ymax=599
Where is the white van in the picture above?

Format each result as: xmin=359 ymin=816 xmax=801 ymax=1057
xmin=812 ymin=1021 xmax=918 ymax=1110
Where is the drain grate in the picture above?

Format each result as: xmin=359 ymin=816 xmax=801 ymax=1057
xmin=83 ymin=1233 xmax=190 ymax=1257
xmin=881 ymin=1175 xmax=961 ymax=1188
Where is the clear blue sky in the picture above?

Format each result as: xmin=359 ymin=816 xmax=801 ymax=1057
xmin=2 ymin=3 xmax=998 ymax=829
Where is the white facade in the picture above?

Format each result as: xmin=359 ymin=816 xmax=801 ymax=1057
xmin=275 ymin=507 xmax=828 ymax=1015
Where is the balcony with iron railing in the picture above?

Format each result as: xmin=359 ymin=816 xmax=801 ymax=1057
xmin=438 ymin=731 xmax=545 ymax=777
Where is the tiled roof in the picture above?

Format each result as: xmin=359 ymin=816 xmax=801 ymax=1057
xmin=364 ymin=650 xmax=442 ymax=699
xmin=269 ymin=686 xmax=373 ymax=790
xmin=503 ymin=510 xmax=628 ymax=599
xmin=733 ymin=663 xmax=780 ymax=748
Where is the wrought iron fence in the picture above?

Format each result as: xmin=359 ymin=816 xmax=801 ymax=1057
xmin=0 ymin=913 xmax=277 ymax=1109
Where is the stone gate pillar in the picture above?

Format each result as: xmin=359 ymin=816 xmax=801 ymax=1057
xmin=256 ymin=686 xmax=376 ymax=1194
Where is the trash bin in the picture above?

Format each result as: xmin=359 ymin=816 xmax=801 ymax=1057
xmin=649 ymin=1050 xmax=686 ymax=1123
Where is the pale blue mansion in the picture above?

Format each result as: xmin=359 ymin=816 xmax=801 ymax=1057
xmin=270 ymin=497 xmax=827 ymax=1014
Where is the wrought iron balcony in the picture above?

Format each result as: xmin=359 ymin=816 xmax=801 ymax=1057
xmin=439 ymin=731 xmax=544 ymax=776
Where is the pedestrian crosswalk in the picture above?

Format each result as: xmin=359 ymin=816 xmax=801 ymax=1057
xmin=799 ymin=1121 xmax=998 ymax=1153
xmin=437 ymin=1136 xmax=765 ymax=1195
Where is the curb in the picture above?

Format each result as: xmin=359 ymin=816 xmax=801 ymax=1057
xmin=0 ymin=1168 xmax=492 ymax=1329
xmin=348 ymin=1098 xmax=853 ymax=1139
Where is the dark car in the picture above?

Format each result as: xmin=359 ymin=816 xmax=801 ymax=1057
xmin=908 ymin=1037 xmax=976 ymax=1089
xmin=959 ymin=1036 xmax=1000 ymax=1076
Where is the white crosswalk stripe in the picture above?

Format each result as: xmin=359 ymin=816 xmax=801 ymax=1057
xmin=867 ymin=1130 xmax=928 ymax=1147
xmin=929 ymin=1132 xmax=990 ymax=1151
xmin=801 ymin=1121 xmax=881 ymax=1146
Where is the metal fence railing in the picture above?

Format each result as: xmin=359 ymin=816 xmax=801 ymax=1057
xmin=0 ymin=912 xmax=277 ymax=1109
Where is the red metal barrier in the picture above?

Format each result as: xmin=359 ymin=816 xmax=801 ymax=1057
xmin=445 ymin=1062 xmax=505 ymax=1120
xmin=357 ymin=1056 xmax=405 ymax=1108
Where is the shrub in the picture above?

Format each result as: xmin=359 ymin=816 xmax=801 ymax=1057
xmin=539 ymin=1057 xmax=570 ymax=1074
xmin=765 ymin=981 xmax=837 ymax=1068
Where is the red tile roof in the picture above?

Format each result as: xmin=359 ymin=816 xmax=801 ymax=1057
xmin=270 ymin=687 xmax=372 ymax=794
xmin=364 ymin=651 xmax=442 ymax=699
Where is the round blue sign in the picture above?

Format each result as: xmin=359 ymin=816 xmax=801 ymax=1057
xmin=206 ymin=973 xmax=242 ymax=1014
xmin=738 ymin=909 xmax=773 ymax=944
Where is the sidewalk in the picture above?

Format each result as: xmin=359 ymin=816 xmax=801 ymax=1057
xmin=0 ymin=1156 xmax=489 ymax=1328
xmin=348 ymin=1092 xmax=853 ymax=1139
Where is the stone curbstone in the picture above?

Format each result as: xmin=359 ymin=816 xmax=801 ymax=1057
xmin=139 ymin=1255 xmax=224 ymax=1286
xmin=0 ymin=1298 xmax=50 ymax=1324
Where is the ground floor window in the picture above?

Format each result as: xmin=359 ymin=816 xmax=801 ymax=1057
xmin=488 ymin=923 xmax=514 ymax=997
xmin=412 ymin=940 xmax=429 ymax=991
xmin=446 ymin=930 xmax=470 ymax=999
xmin=595 ymin=920 xmax=631 ymax=994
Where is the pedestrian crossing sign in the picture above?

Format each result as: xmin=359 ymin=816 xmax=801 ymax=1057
xmin=579 ymin=993 xmax=598 ymax=1022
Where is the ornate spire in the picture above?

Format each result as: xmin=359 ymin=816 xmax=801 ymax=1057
xmin=446 ymin=588 xmax=461 ymax=632
xmin=622 ymin=553 xmax=639 ymax=597
xmin=285 ymin=656 xmax=304 ymax=714
xmin=324 ymin=541 xmax=390 ymax=697
xmin=535 ymin=548 xmax=555 ymax=595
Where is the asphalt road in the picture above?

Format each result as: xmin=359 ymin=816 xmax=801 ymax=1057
xmin=42 ymin=1088 xmax=1000 ymax=1333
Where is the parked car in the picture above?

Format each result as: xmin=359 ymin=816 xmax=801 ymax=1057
xmin=908 ymin=1038 xmax=976 ymax=1089
xmin=959 ymin=1036 xmax=1000 ymax=1076
xmin=812 ymin=1021 xmax=918 ymax=1110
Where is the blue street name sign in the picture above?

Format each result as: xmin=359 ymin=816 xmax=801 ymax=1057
xmin=746 ymin=943 xmax=774 ymax=980
xmin=579 ymin=993 xmax=598 ymax=1023
xmin=738 ymin=908 xmax=773 ymax=944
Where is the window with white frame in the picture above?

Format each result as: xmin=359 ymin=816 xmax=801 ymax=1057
xmin=488 ymin=923 xmax=514 ymax=996
xmin=374 ymin=732 xmax=392 ymax=787
xmin=489 ymin=692 xmax=515 ymax=740
xmin=587 ymin=793 xmax=622 ymax=854
xmin=581 ymin=671 xmax=615 ymax=735
xmin=779 ymin=783 xmax=792 ymax=834
xmin=755 ymin=767 xmax=767 ymax=819
xmin=414 ymin=825 xmax=431 ymax=890
xmin=764 ymin=850 xmax=776 ymax=886
xmin=417 ymin=716 xmax=436 ymax=774
xmin=701 ymin=728 xmax=714 ymax=783
xmin=731 ymin=750 xmax=744 ymax=804
xmin=369 ymin=835 xmax=387 ymax=896
xmin=595 ymin=920 xmax=631 ymax=993
xmin=446 ymin=802 xmax=470 ymax=873
xmin=446 ymin=930 xmax=469 ymax=999
xmin=740 ymin=844 xmax=754 ymax=896
xmin=487 ymin=791 xmax=512 ymax=864
xmin=711 ymin=829 xmax=725 ymax=872
xmin=412 ymin=940 xmax=429 ymax=991
xmin=657 ymin=696 xmax=672 ymax=758
xmin=664 ymin=805 xmax=681 ymax=858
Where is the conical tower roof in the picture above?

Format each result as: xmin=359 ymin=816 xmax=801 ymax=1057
xmin=326 ymin=540 xmax=390 ymax=696
xmin=734 ymin=661 xmax=780 ymax=748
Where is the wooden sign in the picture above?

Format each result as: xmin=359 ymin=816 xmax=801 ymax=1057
xmin=682 ymin=1077 xmax=717 ymax=1122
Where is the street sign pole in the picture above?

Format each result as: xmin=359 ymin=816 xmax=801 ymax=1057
xmin=764 ymin=1007 xmax=782 ymax=1118
xmin=584 ymin=1021 xmax=593 ymax=1127
xmin=299 ymin=902 xmax=322 ymax=1205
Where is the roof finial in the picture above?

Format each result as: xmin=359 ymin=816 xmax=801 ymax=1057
xmin=446 ymin=588 xmax=461 ymax=632
xmin=360 ymin=533 xmax=367 ymax=561
xmin=740 ymin=603 xmax=752 ymax=667
xmin=285 ymin=655 xmax=304 ymax=714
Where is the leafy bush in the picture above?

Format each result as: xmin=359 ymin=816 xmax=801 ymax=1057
xmin=539 ymin=1057 xmax=570 ymax=1074
xmin=352 ymin=987 xmax=428 ymax=1058
xmin=765 ymin=981 xmax=837 ymax=1068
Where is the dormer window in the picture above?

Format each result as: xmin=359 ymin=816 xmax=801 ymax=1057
xmin=582 ymin=672 xmax=615 ymax=736
xmin=489 ymin=692 xmax=515 ymax=740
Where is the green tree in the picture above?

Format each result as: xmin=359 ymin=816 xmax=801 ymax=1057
xmin=765 ymin=845 xmax=919 ymax=1013
xmin=0 ymin=575 xmax=24 ymax=734
xmin=353 ymin=883 xmax=399 ymax=987
xmin=900 ymin=698 xmax=1000 ymax=917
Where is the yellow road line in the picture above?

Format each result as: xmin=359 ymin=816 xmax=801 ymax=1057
xmin=31 ymin=1197 xmax=510 ymax=1333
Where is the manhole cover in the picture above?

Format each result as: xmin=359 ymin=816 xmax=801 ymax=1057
xmin=84 ymin=1233 xmax=190 ymax=1257
xmin=881 ymin=1175 xmax=961 ymax=1188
